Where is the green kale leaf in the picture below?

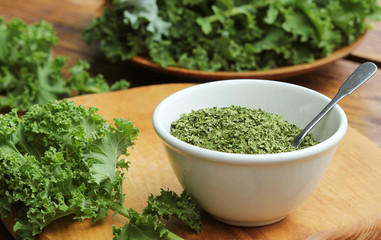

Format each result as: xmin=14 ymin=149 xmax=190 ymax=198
xmin=0 ymin=18 xmax=129 ymax=113
xmin=112 ymin=208 xmax=170 ymax=240
xmin=0 ymin=100 xmax=138 ymax=239
xmin=83 ymin=0 xmax=381 ymax=72
xmin=0 ymin=100 xmax=201 ymax=240
xmin=112 ymin=189 xmax=200 ymax=240
xmin=143 ymin=189 xmax=202 ymax=233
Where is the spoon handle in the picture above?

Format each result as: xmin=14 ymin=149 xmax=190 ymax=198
xmin=337 ymin=62 xmax=378 ymax=97
xmin=293 ymin=62 xmax=378 ymax=148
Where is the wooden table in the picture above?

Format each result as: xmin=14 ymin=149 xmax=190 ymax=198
xmin=0 ymin=1 xmax=380 ymax=239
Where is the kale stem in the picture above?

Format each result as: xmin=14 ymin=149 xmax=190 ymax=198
xmin=108 ymin=200 xmax=131 ymax=218
xmin=167 ymin=231 xmax=185 ymax=240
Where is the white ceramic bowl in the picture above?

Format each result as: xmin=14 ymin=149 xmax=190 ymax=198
xmin=152 ymin=80 xmax=347 ymax=226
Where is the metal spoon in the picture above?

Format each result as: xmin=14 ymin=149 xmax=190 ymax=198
xmin=293 ymin=62 xmax=378 ymax=148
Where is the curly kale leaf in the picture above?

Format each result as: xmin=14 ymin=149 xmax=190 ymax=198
xmin=67 ymin=60 xmax=130 ymax=94
xmin=112 ymin=189 xmax=201 ymax=240
xmin=0 ymin=101 xmax=202 ymax=240
xmin=83 ymin=4 xmax=150 ymax=62
xmin=143 ymin=189 xmax=202 ymax=233
xmin=0 ymin=100 xmax=139 ymax=240
xmin=116 ymin=0 xmax=171 ymax=41
xmin=112 ymin=208 xmax=170 ymax=240
xmin=0 ymin=18 xmax=67 ymax=112
xmin=84 ymin=0 xmax=381 ymax=71
xmin=83 ymin=118 xmax=138 ymax=184
xmin=0 ymin=18 xmax=129 ymax=113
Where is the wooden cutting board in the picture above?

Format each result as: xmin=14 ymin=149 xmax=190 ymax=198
xmin=3 ymin=83 xmax=381 ymax=240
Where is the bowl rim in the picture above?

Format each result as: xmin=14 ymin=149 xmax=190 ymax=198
xmin=152 ymin=80 xmax=348 ymax=165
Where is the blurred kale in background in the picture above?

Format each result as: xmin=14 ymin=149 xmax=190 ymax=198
xmin=84 ymin=0 xmax=381 ymax=72
xmin=0 ymin=18 xmax=130 ymax=113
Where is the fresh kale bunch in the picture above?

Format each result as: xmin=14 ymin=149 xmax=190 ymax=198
xmin=83 ymin=0 xmax=381 ymax=72
xmin=0 ymin=18 xmax=130 ymax=113
xmin=0 ymin=100 xmax=201 ymax=240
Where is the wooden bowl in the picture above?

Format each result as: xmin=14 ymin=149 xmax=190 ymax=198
xmin=130 ymin=35 xmax=365 ymax=81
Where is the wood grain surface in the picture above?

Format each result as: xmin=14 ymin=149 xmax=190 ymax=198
xmin=349 ymin=23 xmax=381 ymax=64
xmin=2 ymin=83 xmax=380 ymax=240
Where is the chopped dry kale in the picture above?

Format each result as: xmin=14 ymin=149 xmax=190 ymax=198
xmin=171 ymin=106 xmax=319 ymax=154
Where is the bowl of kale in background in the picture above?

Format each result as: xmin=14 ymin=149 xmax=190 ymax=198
xmin=152 ymin=80 xmax=347 ymax=226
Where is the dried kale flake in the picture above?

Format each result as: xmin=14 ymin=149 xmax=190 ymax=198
xmin=170 ymin=106 xmax=319 ymax=154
